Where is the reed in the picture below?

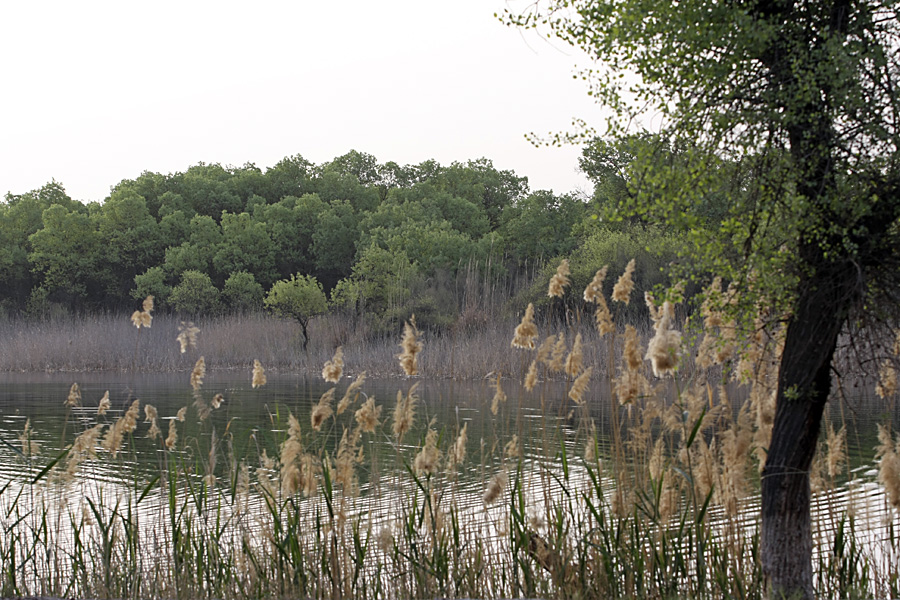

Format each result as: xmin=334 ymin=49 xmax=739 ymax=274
xmin=0 ymin=262 xmax=898 ymax=600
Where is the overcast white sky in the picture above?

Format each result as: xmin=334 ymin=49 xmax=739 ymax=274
xmin=0 ymin=1 xmax=601 ymax=203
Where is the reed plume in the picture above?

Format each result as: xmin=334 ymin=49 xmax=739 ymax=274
xmin=392 ymin=383 xmax=419 ymax=441
xmin=535 ymin=334 xmax=554 ymax=364
xmin=97 ymin=391 xmax=111 ymax=416
xmin=565 ymin=333 xmax=583 ymax=378
xmin=18 ymin=419 xmax=40 ymax=457
xmin=568 ymin=367 xmax=592 ymax=405
xmin=280 ymin=413 xmax=303 ymax=480
xmin=144 ymin=404 xmax=161 ymax=440
xmin=211 ymin=393 xmax=224 ymax=409
xmin=505 ymin=434 xmax=520 ymax=460
xmin=355 ymin=395 xmax=382 ymax=433
xmin=548 ymin=259 xmax=570 ymax=298
xmin=102 ymin=399 xmax=140 ymax=458
xmin=512 ymin=303 xmax=538 ymax=350
xmin=612 ymin=258 xmax=636 ymax=304
xmin=191 ymin=357 xmax=206 ymax=391
xmin=66 ymin=383 xmax=81 ymax=408
xmin=594 ymin=299 xmax=614 ymax=336
xmin=414 ymin=426 xmax=441 ymax=477
xmin=338 ymin=371 xmax=366 ymax=415
xmin=66 ymin=423 xmax=104 ymax=477
xmin=335 ymin=427 xmax=363 ymax=495
xmin=252 ymin=359 xmax=267 ymax=388
xmin=875 ymin=424 xmax=900 ymax=511
xmin=177 ymin=321 xmax=200 ymax=353
xmin=176 ymin=406 xmax=187 ymax=422
xmin=323 ymin=347 xmax=344 ymax=383
xmin=131 ymin=295 xmax=153 ymax=328
xmin=524 ymin=360 xmax=538 ymax=392
xmin=398 ymin=316 xmax=423 ymax=376
xmin=311 ymin=388 xmax=335 ymax=432
xmin=165 ymin=420 xmax=178 ymax=450
xmin=645 ymin=300 xmax=682 ymax=377
xmin=490 ymin=373 xmax=506 ymax=416
xmin=583 ymin=266 xmax=608 ymax=303
xmin=447 ymin=422 xmax=468 ymax=469
xmin=876 ymin=359 xmax=898 ymax=399
xmin=483 ymin=470 xmax=508 ymax=505
xmin=548 ymin=333 xmax=567 ymax=372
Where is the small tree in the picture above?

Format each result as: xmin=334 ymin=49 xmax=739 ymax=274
xmin=264 ymin=274 xmax=327 ymax=350
xmin=170 ymin=270 xmax=220 ymax=315
xmin=223 ymin=271 xmax=264 ymax=313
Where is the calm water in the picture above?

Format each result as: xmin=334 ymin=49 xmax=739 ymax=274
xmin=0 ymin=371 xmax=895 ymax=485
xmin=0 ymin=371 xmax=898 ymax=595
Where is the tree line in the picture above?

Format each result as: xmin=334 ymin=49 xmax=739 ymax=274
xmin=1 ymin=147 xmax=697 ymax=332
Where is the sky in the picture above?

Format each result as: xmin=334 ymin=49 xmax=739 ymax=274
xmin=0 ymin=1 xmax=602 ymax=203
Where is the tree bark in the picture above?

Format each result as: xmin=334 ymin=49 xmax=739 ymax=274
xmin=761 ymin=253 xmax=858 ymax=599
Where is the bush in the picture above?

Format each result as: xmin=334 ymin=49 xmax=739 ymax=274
xmin=170 ymin=270 xmax=221 ymax=315
xmin=223 ymin=271 xmax=264 ymax=313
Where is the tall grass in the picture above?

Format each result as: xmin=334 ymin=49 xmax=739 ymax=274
xmin=1 ymin=263 xmax=899 ymax=599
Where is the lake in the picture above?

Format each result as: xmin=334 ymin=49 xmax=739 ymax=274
xmin=0 ymin=370 xmax=897 ymax=599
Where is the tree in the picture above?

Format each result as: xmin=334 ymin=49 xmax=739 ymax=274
xmin=169 ymin=270 xmax=221 ymax=315
xmin=507 ymin=2 xmax=900 ymax=598
xmin=264 ymin=274 xmax=327 ymax=350
xmin=223 ymin=271 xmax=264 ymax=312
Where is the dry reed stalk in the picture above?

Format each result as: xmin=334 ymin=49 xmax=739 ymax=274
xmin=252 ymin=359 xmax=267 ymax=388
xmin=311 ymin=388 xmax=335 ymax=432
xmin=548 ymin=259 xmax=571 ymax=298
xmin=322 ymin=347 xmax=344 ymax=383
xmin=337 ymin=371 xmax=366 ymax=415
xmin=97 ymin=391 xmax=111 ymax=415
xmin=511 ymin=303 xmax=539 ymax=350
xmin=398 ymin=316 xmax=423 ymax=376
xmin=612 ymin=258 xmax=636 ymax=304
xmin=177 ymin=321 xmax=200 ymax=353
xmin=392 ymin=383 xmax=418 ymax=441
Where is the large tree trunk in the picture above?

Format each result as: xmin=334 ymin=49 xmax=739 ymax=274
xmin=760 ymin=253 xmax=858 ymax=599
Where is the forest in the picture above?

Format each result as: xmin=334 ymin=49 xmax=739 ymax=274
xmin=0 ymin=145 xmax=693 ymax=334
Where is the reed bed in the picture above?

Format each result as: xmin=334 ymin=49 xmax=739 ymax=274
xmin=1 ymin=264 xmax=899 ymax=600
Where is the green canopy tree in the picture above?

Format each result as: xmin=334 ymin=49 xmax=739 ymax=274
xmin=508 ymin=1 xmax=900 ymax=598
xmin=264 ymin=274 xmax=327 ymax=350
xmin=169 ymin=270 xmax=221 ymax=315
